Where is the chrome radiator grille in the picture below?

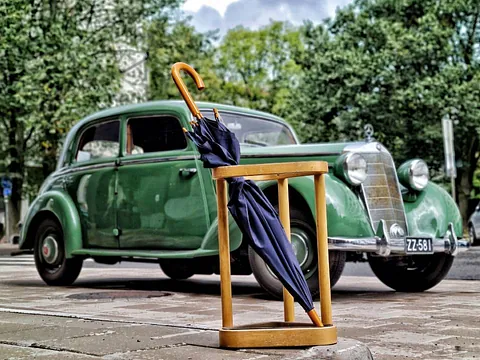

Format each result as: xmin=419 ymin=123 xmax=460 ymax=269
xmin=360 ymin=151 xmax=408 ymax=237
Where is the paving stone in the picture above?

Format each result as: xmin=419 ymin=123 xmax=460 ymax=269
xmin=0 ymin=343 xmax=96 ymax=359
xmin=110 ymin=344 xmax=284 ymax=360
xmin=3 ymin=263 xmax=480 ymax=359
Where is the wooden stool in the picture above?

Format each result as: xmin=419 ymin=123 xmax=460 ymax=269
xmin=212 ymin=161 xmax=337 ymax=348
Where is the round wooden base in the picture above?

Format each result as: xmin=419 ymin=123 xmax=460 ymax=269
xmin=219 ymin=322 xmax=337 ymax=348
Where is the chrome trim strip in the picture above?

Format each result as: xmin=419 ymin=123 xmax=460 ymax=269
xmin=119 ymin=155 xmax=197 ymax=166
xmin=57 ymin=161 xmax=116 ymax=176
xmin=241 ymin=152 xmax=341 ymax=159
xmin=57 ymin=155 xmax=198 ymax=175
xmin=328 ymin=223 xmax=469 ymax=256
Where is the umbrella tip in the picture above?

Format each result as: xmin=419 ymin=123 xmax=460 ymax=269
xmin=307 ymin=309 xmax=323 ymax=327
xmin=182 ymin=127 xmax=188 ymax=133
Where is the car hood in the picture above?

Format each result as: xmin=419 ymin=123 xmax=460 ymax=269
xmin=240 ymin=141 xmax=365 ymax=164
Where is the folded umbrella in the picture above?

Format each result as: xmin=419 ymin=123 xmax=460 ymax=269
xmin=171 ymin=62 xmax=322 ymax=327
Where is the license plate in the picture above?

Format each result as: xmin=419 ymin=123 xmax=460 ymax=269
xmin=405 ymin=237 xmax=434 ymax=254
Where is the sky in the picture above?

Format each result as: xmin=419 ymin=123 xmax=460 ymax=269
xmin=182 ymin=0 xmax=353 ymax=34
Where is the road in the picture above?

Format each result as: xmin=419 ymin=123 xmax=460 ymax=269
xmin=342 ymin=247 xmax=480 ymax=280
xmin=2 ymin=246 xmax=478 ymax=279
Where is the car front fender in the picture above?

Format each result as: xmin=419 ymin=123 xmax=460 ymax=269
xmin=285 ymin=174 xmax=374 ymax=238
xmin=19 ymin=190 xmax=82 ymax=258
xmin=404 ymin=182 xmax=463 ymax=238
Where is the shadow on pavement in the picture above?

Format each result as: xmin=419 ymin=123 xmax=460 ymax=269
xmin=7 ymin=276 xmax=265 ymax=297
xmin=7 ymin=275 xmax=470 ymax=303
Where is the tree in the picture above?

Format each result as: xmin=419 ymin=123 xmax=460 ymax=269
xmin=146 ymin=20 xmax=304 ymax=116
xmin=289 ymin=0 xmax=480 ymax=224
xmin=216 ymin=22 xmax=304 ymax=114
xmin=145 ymin=16 xmax=221 ymax=102
xmin=0 ymin=0 xmax=179 ymax=238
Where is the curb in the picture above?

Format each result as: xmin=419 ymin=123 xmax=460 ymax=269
xmin=0 ymin=245 xmax=19 ymax=256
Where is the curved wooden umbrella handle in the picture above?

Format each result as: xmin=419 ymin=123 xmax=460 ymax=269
xmin=171 ymin=62 xmax=205 ymax=119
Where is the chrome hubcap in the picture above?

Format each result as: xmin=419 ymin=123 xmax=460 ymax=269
xmin=42 ymin=236 xmax=59 ymax=265
xmin=266 ymin=227 xmax=316 ymax=280
xmin=291 ymin=229 xmax=310 ymax=267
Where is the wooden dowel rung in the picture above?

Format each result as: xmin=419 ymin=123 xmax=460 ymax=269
xmin=217 ymin=179 xmax=233 ymax=328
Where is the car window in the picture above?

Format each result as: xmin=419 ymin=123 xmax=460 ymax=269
xmin=75 ymin=120 xmax=120 ymax=163
xmin=202 ymin=111 xmax=297 ymax=146
xmin=125 ymin=116 xmax=187 ymax=155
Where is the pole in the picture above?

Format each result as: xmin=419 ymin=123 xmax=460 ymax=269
xmin=451 ymin=176 xmax=456 ymax=203
xmin=4 ymin=197 xmax=10 ymax=244
xmin=442 ymin=116 xmax=456 ymax=201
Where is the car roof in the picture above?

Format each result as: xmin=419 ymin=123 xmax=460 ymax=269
xmin=57 ymin=100 xmax=290 ymax=170
xmin=77 ymin=100 xmax=286 ymax=126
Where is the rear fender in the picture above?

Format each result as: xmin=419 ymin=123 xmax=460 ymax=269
xmin=19 ymin=190 xmax=82 ymax=258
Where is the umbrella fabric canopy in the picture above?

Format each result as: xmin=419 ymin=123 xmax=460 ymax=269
xmin=171 ymin=62 xmax=322 ymax=327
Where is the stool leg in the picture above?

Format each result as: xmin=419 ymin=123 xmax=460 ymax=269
xmin=217 ymin=179 xmax=233 ymax=328
xmin=314 ymin=174 xmax=332 ymax=326
xmin=278 ymin=178 xmax=294 ymax=322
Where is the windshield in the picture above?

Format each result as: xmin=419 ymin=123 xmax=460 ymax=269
xmin=203 ymin=111 xmax=297 ymax=147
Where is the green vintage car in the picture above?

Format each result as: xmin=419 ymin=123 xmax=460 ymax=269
xmin=19 ymin=101 xmax=468 ymax=296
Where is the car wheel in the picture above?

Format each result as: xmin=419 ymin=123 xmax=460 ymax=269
xmin=248 ymin=208 xmax=346 ymax=300
xmin=367 ymin=253 xmax=454 ymax=292
xmin=160 ymin=259 xmax=195 ymax=280
xmin=468 ymin=224 xmax=479 ymax=246
xmin=34 ymin=218 xmax=83 ymax=286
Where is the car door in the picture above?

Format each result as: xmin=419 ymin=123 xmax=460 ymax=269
xmin=117 ymin=114 xmax=210 ymax=250
xmin=64 ymin=118 xmax=121 ymax=248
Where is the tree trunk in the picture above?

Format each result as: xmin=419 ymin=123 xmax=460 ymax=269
xmin=457 ymin=169 xmax=471 ymax=229
xmin=6 ymin=115 xmax=25 ymax=242
xmin=42 ymin=147 xmax=58 ymax=179
xmin=457 ymin=135 xmax=479 ymax=230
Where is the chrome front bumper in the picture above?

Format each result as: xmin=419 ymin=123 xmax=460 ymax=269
xmin=328 ymin=221 xmax=469 ymax=257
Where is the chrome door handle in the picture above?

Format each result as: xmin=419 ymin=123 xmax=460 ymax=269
xmin=179 ymin=168 xmax=197 ymax=178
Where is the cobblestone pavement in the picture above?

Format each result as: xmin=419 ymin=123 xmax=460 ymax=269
xmin=0 ymin=260 xmax=479 ymax=359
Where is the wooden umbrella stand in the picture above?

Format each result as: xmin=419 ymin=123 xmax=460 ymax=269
xmin=212 ymin=161 xmax=337 ymax=348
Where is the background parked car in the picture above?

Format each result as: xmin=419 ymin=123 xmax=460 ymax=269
xmin=468 ymin=205 xmax=480 ymax=245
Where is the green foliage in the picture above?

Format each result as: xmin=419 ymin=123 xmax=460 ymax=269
xmin=3 ymin=0 xmax=480 ymax=226
xmin=216 ymin=22 xmax=304 ymax=113
xmin=146 ymin=21 xmax=304 ymax=114
xmin=146 ymin=15 xmax=220 ymax=102
xmin=0 ymin=0 xmax=179 ymax=221
xmin=287 ymin=0 xmax=480 ymax=220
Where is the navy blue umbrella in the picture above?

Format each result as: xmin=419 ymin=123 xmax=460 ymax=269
xmin=171 ymin=62 xmax=322 ymax=327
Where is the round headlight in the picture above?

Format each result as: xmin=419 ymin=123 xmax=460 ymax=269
xmin=398 ymin=159 xmax=429 ymax=191
xmin=409 ymin=159 xmax=429 ymax=190
xmin=335 ymin=153 xmax=367 ymax=185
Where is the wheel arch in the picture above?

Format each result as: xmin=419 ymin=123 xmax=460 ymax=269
xmin=19 ymin=190 xmax=83 ymax=258
xmin=261 ymin=184 xmax=315 ymax=226
xmin=23 ymin=210 xmax=61 ymax=249
xmin=404 ymin=182 xmax=463 ymax=238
